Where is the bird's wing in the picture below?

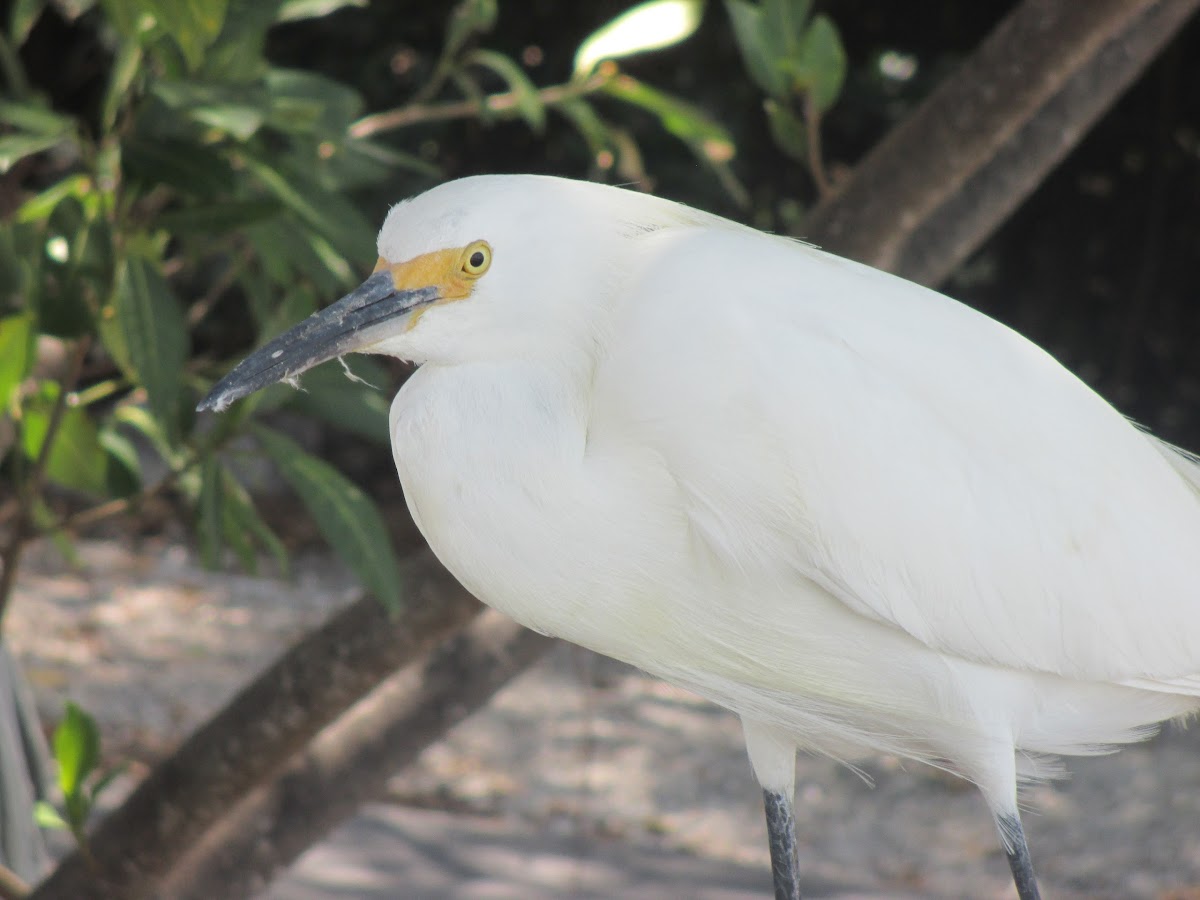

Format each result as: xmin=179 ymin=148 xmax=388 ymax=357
xmin=590 ymin=227 xmax=1200 ymax=685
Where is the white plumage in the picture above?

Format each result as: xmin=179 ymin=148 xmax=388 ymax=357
xmin=203 ymin=174 xmax=1200 ymax=898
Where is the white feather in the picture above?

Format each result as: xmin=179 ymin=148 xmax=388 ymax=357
xmin=377 ymin=174 xmax=1200 ymax=822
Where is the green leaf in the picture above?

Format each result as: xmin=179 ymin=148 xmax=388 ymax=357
xmin=113 ymin=403 xmax=177 ymax=464
xmin=764 ymin=99 xmax=807 ymax=161
xmin=99 ymin=425 xmax=142 ymax=497
xmin=444 ymin=0 xmax=497 ymax=59
xmin=275 ymin=0 xmax=365 ymax=22
xmin=0 ymin=100 xmax=76 ymax=172
xmin=468 ymin=50 xmax=545 ymax=133
xmin=605 ymin=75 xmax=746 ymax=206
xmin=763 ymin=0 xmax=812 ymax=58
xmin=22 ymin=382 xmax=111 ymax=495
xmin=14 ymin=174 xmax=94 ymax=223
xmin=151 ymin=79 xmax=269 ymax=140
xmin=38 ymin=196 xmax=114 ymax=339
xmin=32 ymin=496 xmax=81 ymax=566
xmin=0 ymin=313 xmax=35 ymax=410
xmin=603 ymin=75 xmax=735 ymax=165
xmin=244 ymin=220 xmax=345 ymax=296
xmin=197 ymin=454 xmax=224 ymax=567
xmin=555 ymin=99 xmax=615 ymax=161
xmin=112 ymin=248 xmax=189 ymax=443
xmin=10 ymin=0 xmax=47 ymax=45
xmin=791 ymin=14 xmax=846 ymax=111
xmin=284 ymin=356 xmax=391 ymax=445
xmin=337 ymin=139 xmax=440 ymax=181
xmin=0 ymin=99 xmax=75 ymax=135
xmin=102 ymin=40 xmax=144 ymax=132
xmin=98 ymin=0 xmax=146 ymax=40
xmin=122 ymin=137 xmax=236 ymax=196
xmin=63 ymin=790 xmax=89 ymax=834
xmin=0 ymin=133 xmax=65 ymax=174
xmin=264 ymin=68 xmax=363 ymax=137
xmin=221 ymin=469 xmax=288 ymax=574
xmin=0 ymin=221 xmax=42 ymax=311
xmin=33 ymin=801 xmax=68 ymax=831
xmin=244 ymin=156 xmax=376 ymax=265
xmin=154 ymin=198 xmax=282 ymax=235
xmin=53 ymin=702 xmax=100 ymax=798
xmin=255 ymin=426 xmax=401 ymax=609
xmin=574 ymin=0 xmax=703 ymax=78
xmin=150 ymin=0 xmax=230 ymax=70
xmin=724 ymin=0 xmax=784 ymax=97
xmin=199 ymin=0 xmax=280 ymax=82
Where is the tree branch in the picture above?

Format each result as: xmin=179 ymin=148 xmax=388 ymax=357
xmin=349 ymin=69 xmax=613 ymax=139
xmin=806 ymin=0 xmax=1200 ymax=287
xmin=160 ymin=612 xmax=552 ymax=899
xmin=28 ymin=550 xmax=483 ymax=900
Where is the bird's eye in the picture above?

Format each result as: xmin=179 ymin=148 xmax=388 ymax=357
xmin=461 ymin=241 xmax=492 ymax=277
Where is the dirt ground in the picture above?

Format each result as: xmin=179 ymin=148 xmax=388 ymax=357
xmin=10 ymin=534 xmax=1200 ymax=899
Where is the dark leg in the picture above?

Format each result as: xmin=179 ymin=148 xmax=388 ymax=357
xmin=997 ymin=812 xmax=1042 ymax=900
xmin=763 ymin=787 xmax=801 ymax=900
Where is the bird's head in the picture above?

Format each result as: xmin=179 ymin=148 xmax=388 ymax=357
xmin=199 ymin=174 xmax=711 ymax=413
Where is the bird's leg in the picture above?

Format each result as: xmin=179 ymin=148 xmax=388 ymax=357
xmin=763 ymin=787 xmax=802 ymax=900
xmin=996 ymin=812 xmax=1042 ymax=900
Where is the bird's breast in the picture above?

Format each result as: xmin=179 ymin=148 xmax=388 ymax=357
xmin=388 ymin=362 xmax=694 ymax=658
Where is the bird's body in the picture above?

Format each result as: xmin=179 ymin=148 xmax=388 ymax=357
xmin=202 ymin=174 xmax=1200 ymax=898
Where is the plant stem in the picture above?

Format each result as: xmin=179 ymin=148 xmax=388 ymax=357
xmin=803 ymin=90 xmax=831 ymax=199
xmin=186 ymin=243 xmax=252 ymax=329
xmin=44 ymin=472 xmax=177 ymax=537
xmin=0 ymin=337 xmax=93 ymax=629
xmin=349 ymin=70 xmax=613 ymax=139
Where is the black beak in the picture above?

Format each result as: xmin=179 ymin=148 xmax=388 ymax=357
xmin=197 ymin=270 xmax=438 ymax=412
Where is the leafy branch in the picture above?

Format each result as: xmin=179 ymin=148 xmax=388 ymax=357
xmin=350 ymin=68 xmax=615 ymax=137
xmin=0 ymin=336 xmax=91 ymax=627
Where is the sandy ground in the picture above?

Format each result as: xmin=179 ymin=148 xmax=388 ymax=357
xmin=9 ymin=535 xmax=1200 ymax=899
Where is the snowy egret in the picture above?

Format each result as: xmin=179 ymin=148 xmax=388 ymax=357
xmin=200 ymin=175 xmax=1200 ymax=900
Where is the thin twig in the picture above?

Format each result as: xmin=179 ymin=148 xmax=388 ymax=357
xmin=349 ymin=70 xmax=613 ymax=139
xmin=42 ymin=443 xmax=211 ymax=539
xmin=187 ymin=244 xmax=253 ymax=329
xmin=45 ymin=477 xmax=173 ymax=537
xmin=802 ymin=90 xmax=831 ymax=199
xmin=0 ymin=336 xmax=92 ymax=627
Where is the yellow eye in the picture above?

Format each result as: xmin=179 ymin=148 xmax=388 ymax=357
xmin=461 ymin=241 xmax=492 ymax=277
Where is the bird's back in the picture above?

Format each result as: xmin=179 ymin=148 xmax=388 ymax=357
xmin=588 ymin=224 xmax=1200 ymax=690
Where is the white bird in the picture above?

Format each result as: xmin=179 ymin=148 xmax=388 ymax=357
xmin=200 ymin=174 xmax=1200 ymax=900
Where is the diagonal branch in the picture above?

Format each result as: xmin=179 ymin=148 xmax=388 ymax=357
xmin=159 ymin=612 xmax=552 ymax=900
xmin=806 ymin=0 xmax=1200 ymax=287
xmin=28 ymin=550 xmax=483 ymax=900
